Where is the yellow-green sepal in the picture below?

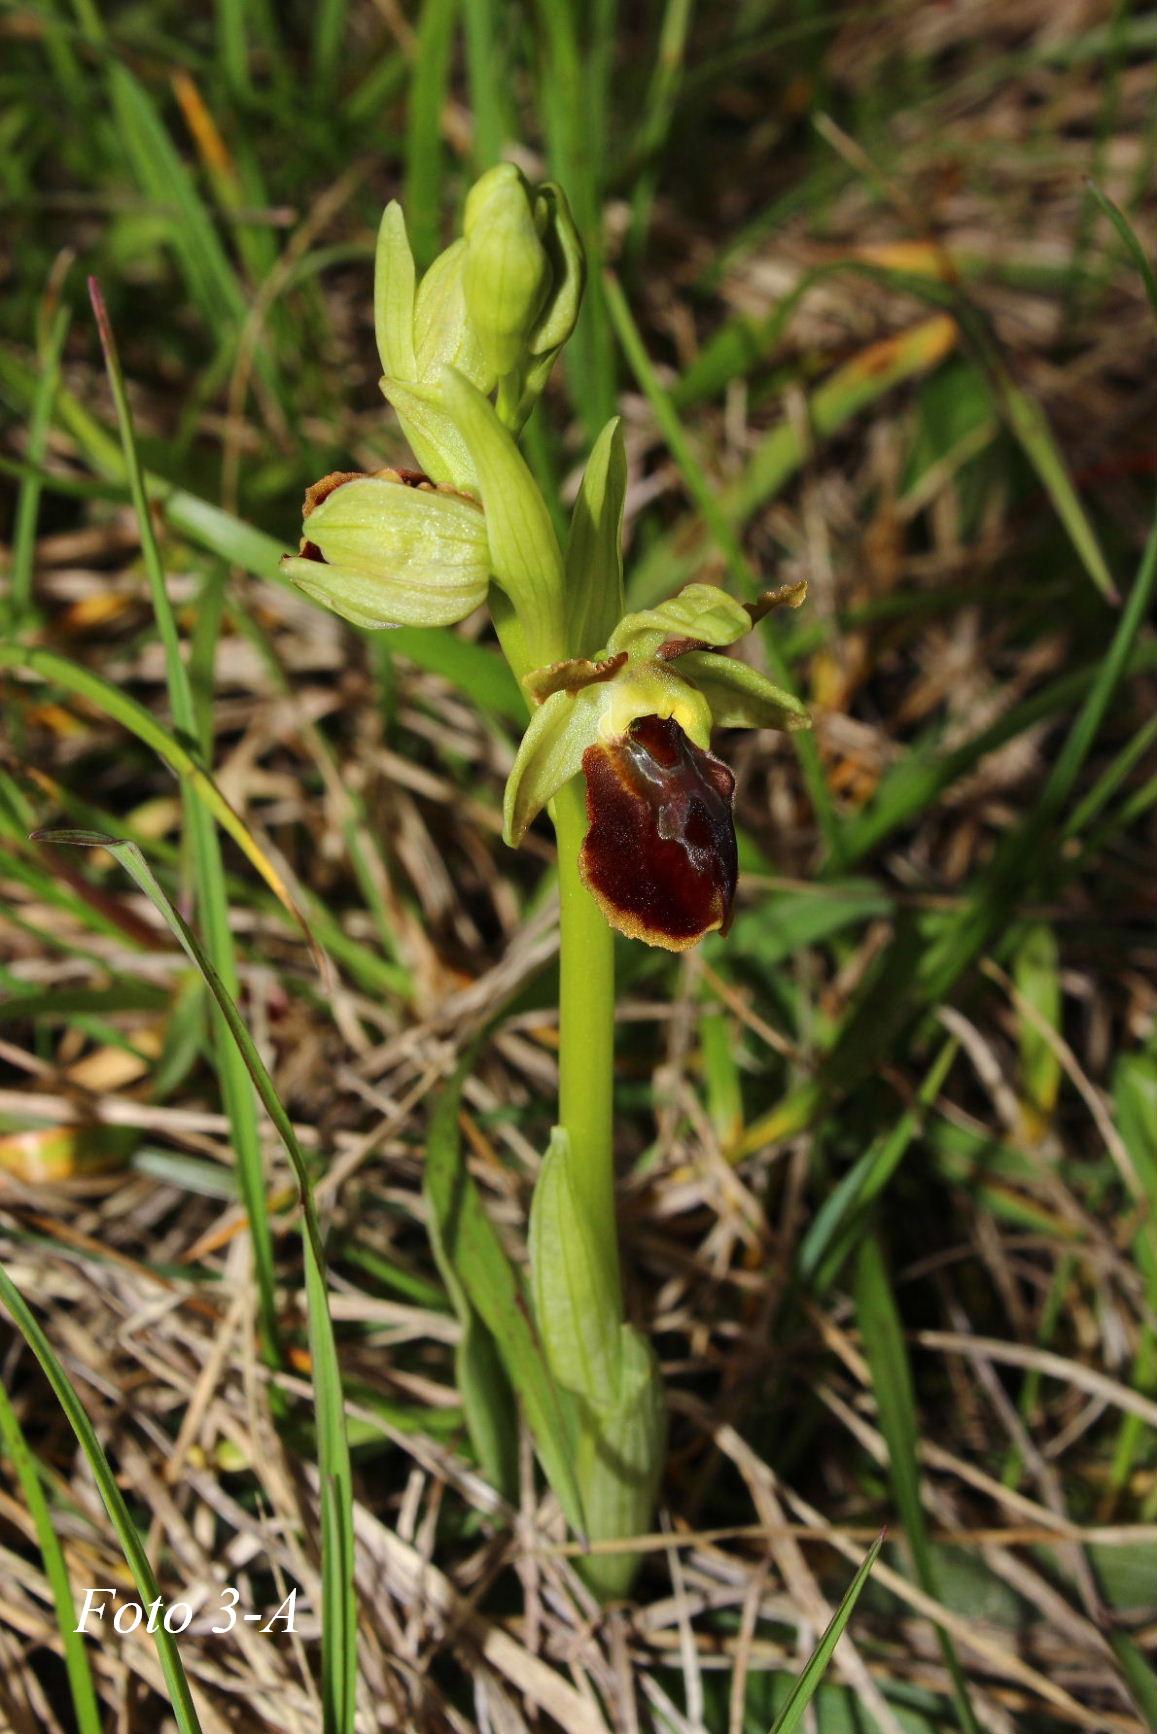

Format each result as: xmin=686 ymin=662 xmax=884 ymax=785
xmin=678 ymin=650 xmax=811 ymax=732
xmin=503 ymin=682 xmax=609 ymax=844
xmin=608 ymin=582 xmax=753 ymax=659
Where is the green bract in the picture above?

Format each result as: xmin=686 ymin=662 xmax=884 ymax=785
xmin=281 ymin=471 xmax=490 ymax=630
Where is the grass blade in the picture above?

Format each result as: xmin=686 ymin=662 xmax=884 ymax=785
xmin=0 ymin=1261 xmax=204 ymax=1733
xmin=767 ymin=1533 xmax=883 ymax=1734
xmin=6 ymin=301 xmax=69 ymax=635
xmin=855 ymin=1233 xmax=981 ymax=1734
xmin=405 ymin=0 xmax=459 ymax=270
xmin=35 ymin=830 xmax=358 ymax=1734
xmin=0 ymin=1378 xmax=103 ymax=1734
xmin=1086 ymin=180 xmax=1157 ymax=324
xmin=603 ymin=268 xmax=843 ymax=865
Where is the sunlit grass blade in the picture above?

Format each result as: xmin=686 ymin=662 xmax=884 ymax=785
xmin=766 ymin=1533 xmax=883 ymax=1734
xmin=997 ymin=368 xmax=1116 ymax=602
xmin=0 ymin=1378 xmax=103 ymax=1734
xmin=533 ymin=0 xmax=617 ymax=436
xmin=462 ymin=0 xmax=509 ymax=170
xmin=35 ymin=831 xmax=358 ymax=1734
xmin=1086 ymin=182 xmax=1157 ymax=325
xmin=1108 ymin=1629 xmax=1157 ymax=1726
xmin=625 ymin=0 xmax=696 ymax=261
xmin=0 ymin=1261 xmax=204 ymax=1734
xmin=105 ymin=66 xmax=252 ymax=355
xmin=6 ymin=300 xmax=69 ymax=635
xmin=405 ymin=0 xmax=459 ymax=269
xmin=0 ymin=646 xmax=316 ymax=970
xmin=855 ymin=1233 xmax=981 ymax=1734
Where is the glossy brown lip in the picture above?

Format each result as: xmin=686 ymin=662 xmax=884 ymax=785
xmin=579 ymin=715 xmax=737 ymax=951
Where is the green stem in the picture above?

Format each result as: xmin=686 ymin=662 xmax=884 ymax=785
xmin=552 ymin=776 xmax=621 ymax=1301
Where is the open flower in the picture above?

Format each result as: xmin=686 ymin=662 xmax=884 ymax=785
xmin=504 ymin=581 xmax=810 ymax=950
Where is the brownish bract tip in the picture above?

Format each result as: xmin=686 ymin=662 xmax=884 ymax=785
xmin=579 ymin=715 xmax=737 ymax=951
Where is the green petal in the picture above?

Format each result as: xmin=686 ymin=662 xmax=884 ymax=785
xmin=680 ymin=650 xmax=811 ymax=732
xmin=565 ymin=417 xmax=626 ymax=660
xmin=608 ymin=582 xmax=752 ymax=659
xmin=440 ymin=367 xmax=567 ymax=671
xmin=374 ymin=202 xmax=417 ymax=382
xmin=503 ymin=682 xmax=609 ymax=844
xmin=284 ymin=475 xmax=490 ymax=629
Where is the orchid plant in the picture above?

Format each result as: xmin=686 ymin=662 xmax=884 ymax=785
xmin=283 ymin=165 xmax=810 ymax=1595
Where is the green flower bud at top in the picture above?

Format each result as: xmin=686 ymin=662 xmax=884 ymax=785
xmin=462 ymin=164 xmax=551 ymax=380
xmin=280 ymin=468 xmax=491 ymax=630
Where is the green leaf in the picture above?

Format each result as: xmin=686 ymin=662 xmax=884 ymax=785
xmin=571 ymin=1324 xmax=666 ymax=1601
xmin=678 ymin=649 xmax=811 ymax=732
xmin=1108 ymin=1631 xmax=1157 ymax=1728
xmin=413 ymin=239 xmax=492 ymax=387
xmin=529 ymin=1129 xmax=623 ymax=1408
xmin=565 ymin=416 xmax=626 ymax=659
xmin=423 ymin=1057 xmax=586 ymax=1532
xmin=767 ymin=1534 xmax=884 ymax=1734
xmin=999 ymin=370 xmax=1116 ymax=602
xmin=1086 ymin=181 xmax=1157 ymax=327
xmin=379 ymin=374 xmax=479 ymax=489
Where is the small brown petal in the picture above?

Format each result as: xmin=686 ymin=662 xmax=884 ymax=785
xmin=302 ymin=466 xmax=439 ymax=522
xmin=302 ymin=470 xmax=368 ymax=518
xmin=745 ymin=579 xmax=808 ymax=625
xmin=579 ymin=715 xmax=737 ymax=951
xmin=524 ymin=651 xmax=628 ymax=703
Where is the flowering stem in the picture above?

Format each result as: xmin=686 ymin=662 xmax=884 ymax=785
xmin=552 ymin=776 xmax=621 ymax=1305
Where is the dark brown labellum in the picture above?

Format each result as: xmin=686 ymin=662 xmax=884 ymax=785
xmin=579 ymin=715 xmax=737 ymax=951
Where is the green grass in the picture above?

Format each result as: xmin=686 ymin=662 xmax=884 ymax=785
xmin=3 ymin=3 xmax=1157 ymax=1728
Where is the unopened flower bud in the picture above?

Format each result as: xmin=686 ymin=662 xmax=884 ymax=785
xmin=280 ymin=468 xmax=491 ymax=630
xmin=462 ymin=164 xmax=551 ymax=380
